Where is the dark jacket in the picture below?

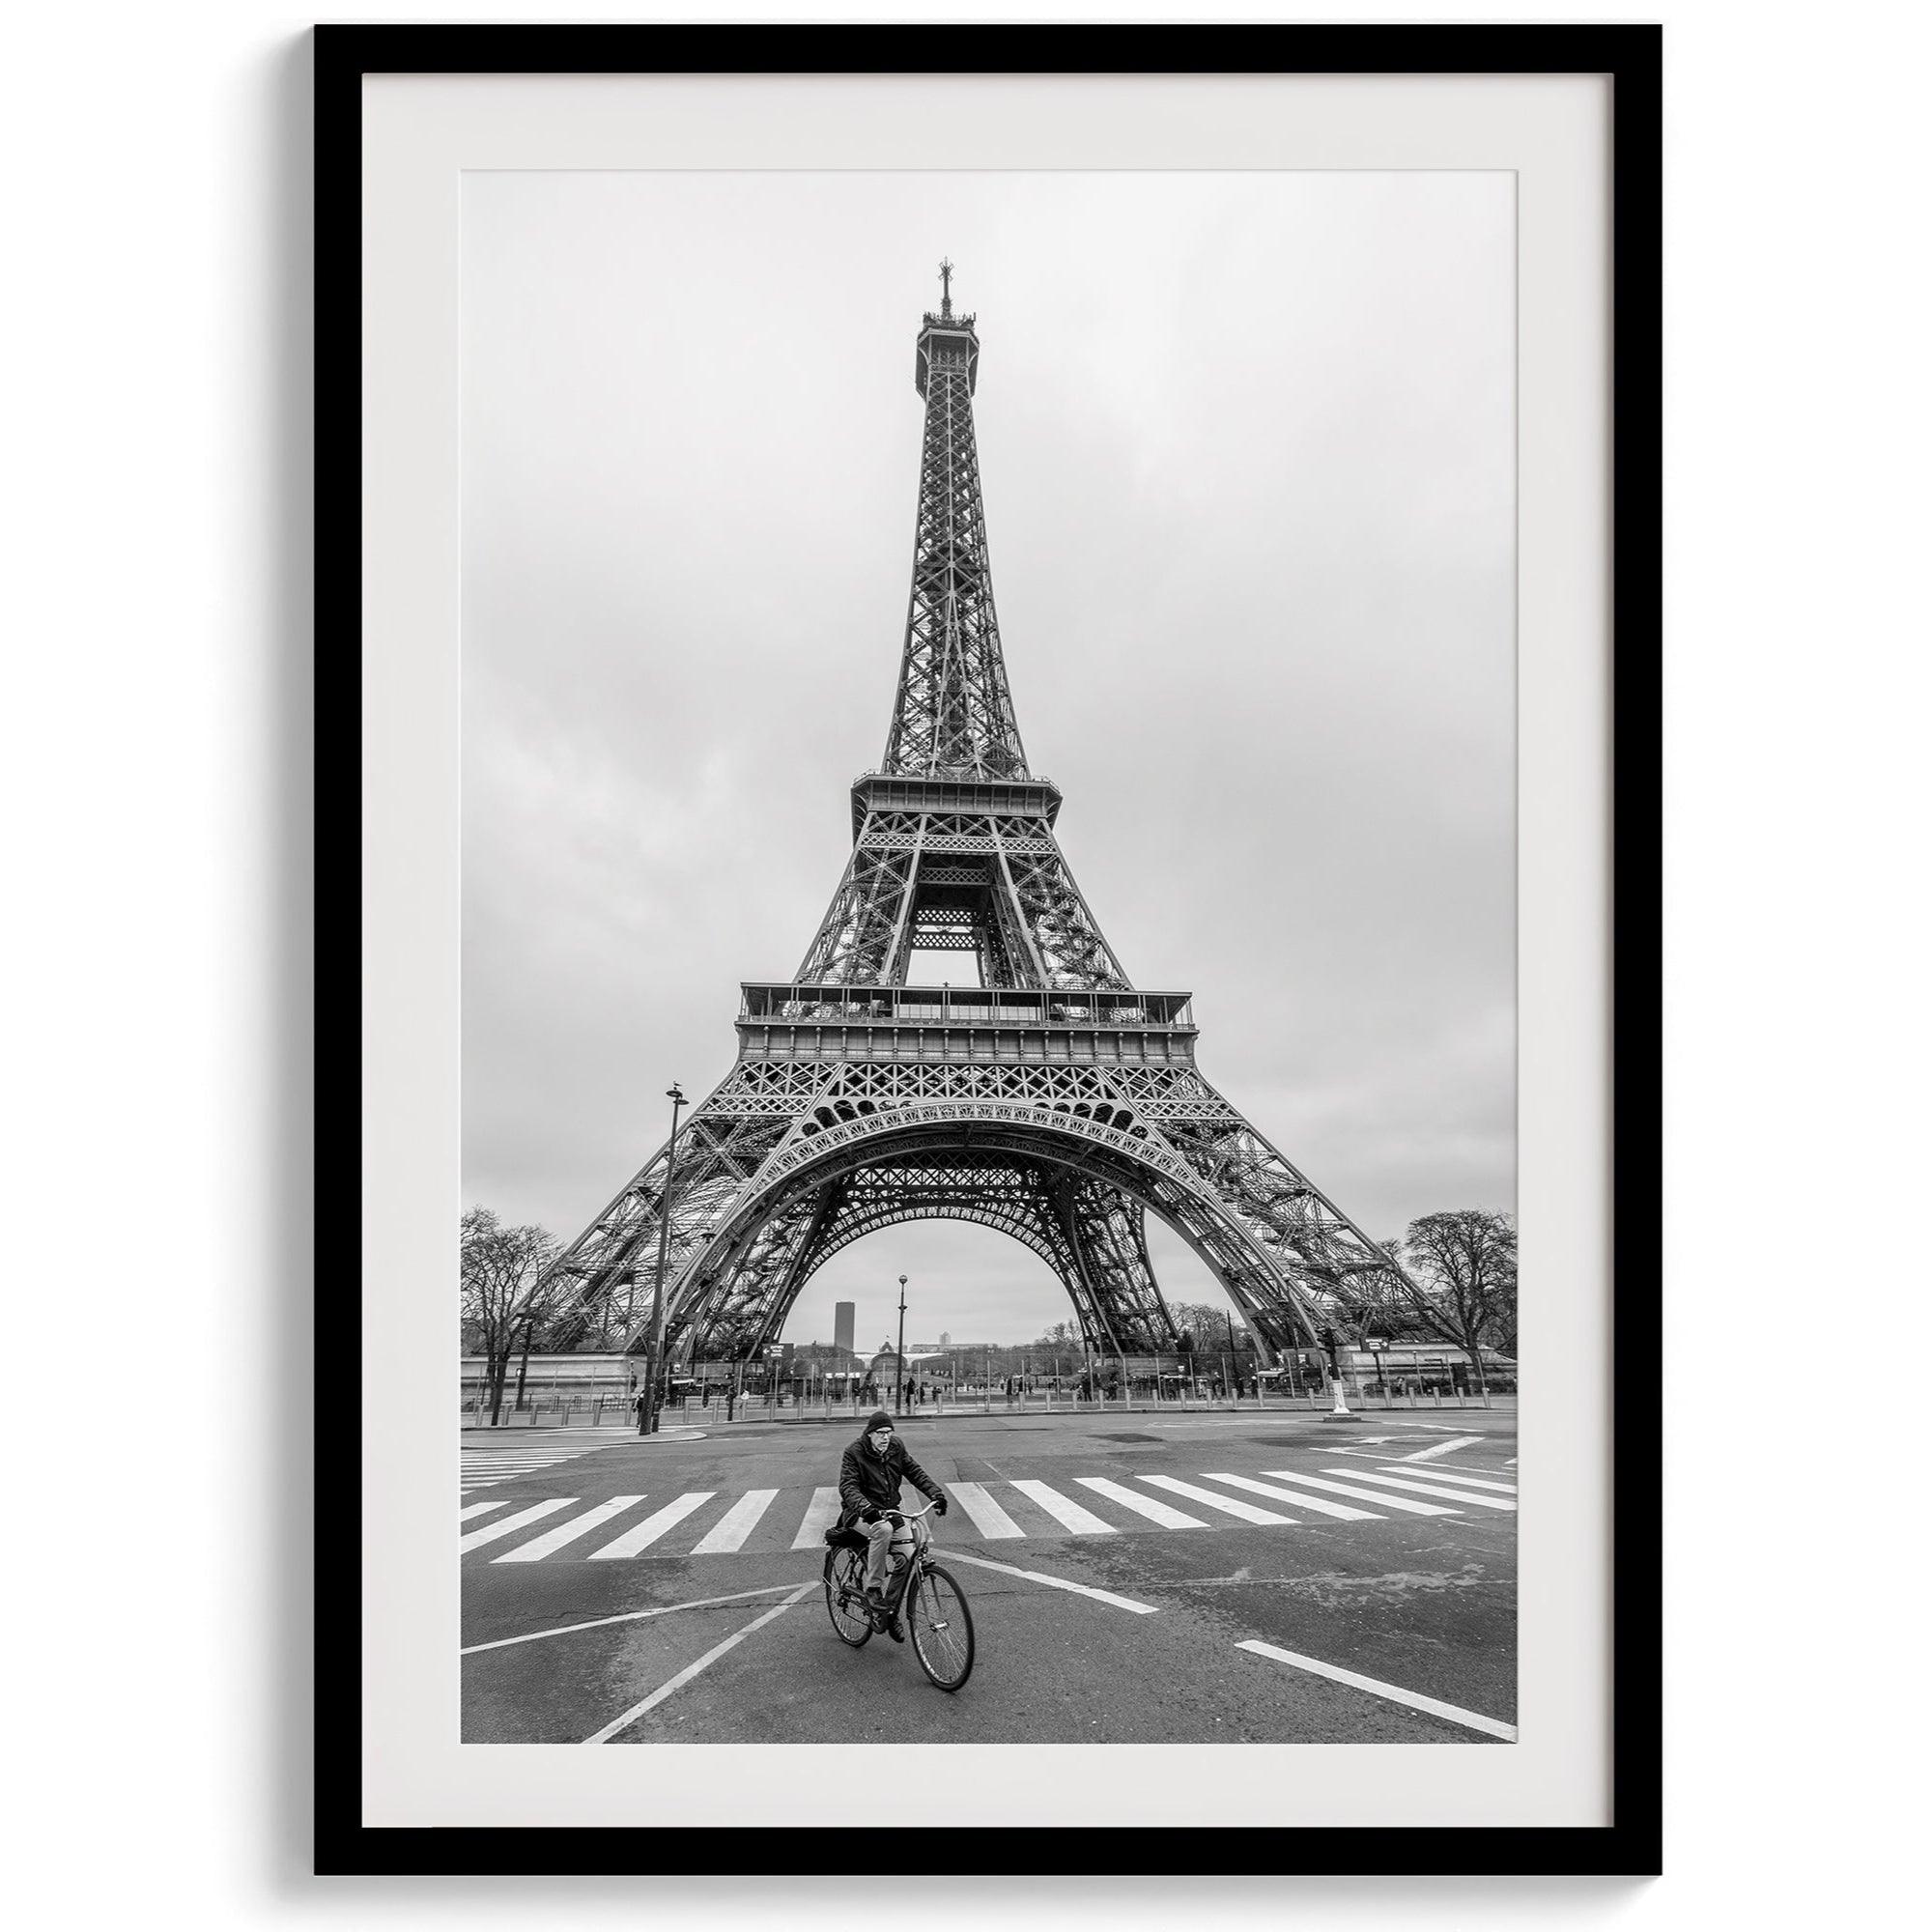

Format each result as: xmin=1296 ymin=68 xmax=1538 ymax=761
xmin=838 ymin=1421 xmax=943 ymax=1527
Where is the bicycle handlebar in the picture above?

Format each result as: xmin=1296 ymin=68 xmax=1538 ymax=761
xmin=884 ymin=1498 xmax=942 ymax=1520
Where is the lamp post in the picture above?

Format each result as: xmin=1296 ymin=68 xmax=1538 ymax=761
xmin=640 ymin=1082 xmax=686 ymax=1436
xmin=895 ymin=1273 xmax=908 ymax=1415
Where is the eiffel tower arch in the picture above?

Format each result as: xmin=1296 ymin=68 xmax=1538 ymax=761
xmin=549 ymin=270 xmax=1406 ymax=1366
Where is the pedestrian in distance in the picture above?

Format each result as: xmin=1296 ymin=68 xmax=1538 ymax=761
xmin=837 ymin=1408 xmax=948 ymax=1633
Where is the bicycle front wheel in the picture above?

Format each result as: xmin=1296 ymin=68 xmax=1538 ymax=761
xmin=824 ymin=1546 xmax=872 ymax=1647
xmin=908 ymin=1562 xmax=974 ymax=1690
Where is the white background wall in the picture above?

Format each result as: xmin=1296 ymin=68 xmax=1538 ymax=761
xmin=3 ymin=0 xmax=1924 ymax=1919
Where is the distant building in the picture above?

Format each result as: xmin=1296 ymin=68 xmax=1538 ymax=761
xmin=834 ymin=1301 xmax=855 ymax=1355
xmin=940 ymin=1330 xmax=950 ymax=1348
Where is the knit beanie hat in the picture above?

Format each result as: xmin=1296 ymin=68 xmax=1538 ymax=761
xmin=864 ymin=1408 xmax=895 ymax=1434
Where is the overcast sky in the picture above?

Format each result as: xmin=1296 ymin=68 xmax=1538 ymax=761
xmin=460 ymin=170 xmax=1515 ymax=1353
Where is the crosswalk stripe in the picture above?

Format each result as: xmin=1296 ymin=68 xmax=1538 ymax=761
xmin=949 ymin=1481 xmax=1026 ymax=1540
xmin=1141 ymin=1473 xmax=1295 ymax=1524
xmin=790 ymin=1487 xmax=843 ymax=1549
xmin=1259 ymin=1470 xmax=1463 ymax=1517
xmin=1009 ymin=1479 xmax=1117 ymax=1534
xmin=587 ymin=1492 xmax=715 ymax=1558
xmin=1201 ymin=1473 xmax=1382 ymax=1521
xmin=457 ymin=1462 xmax=1516 ymax=1559
xmin=691 ymin=1489 xmax=779 ymax=1554
xmin=459 ymin=1498 xmax=574 ymax=1552
xmin=1325 ymin=1468 xmax=1517 ymax=1512
xmin=1075 ymin=1476 xmax=1207 ymax=1528
xmin=1380 ymin=1463 xmax=1516 ymax=1492
xmin=493 ymin=1495 xmax=646 ymax=1563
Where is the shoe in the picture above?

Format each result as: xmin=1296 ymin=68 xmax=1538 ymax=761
xmin=887 ymin=1617 xmax=905 ymax=1643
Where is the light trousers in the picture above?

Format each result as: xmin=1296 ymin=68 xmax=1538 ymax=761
xmin=860 ymin=1512 xmax=926 ymax=1594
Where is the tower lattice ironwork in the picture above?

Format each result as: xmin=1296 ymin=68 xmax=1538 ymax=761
xmin=549 ymin=271 xmax=1406 ymax=1364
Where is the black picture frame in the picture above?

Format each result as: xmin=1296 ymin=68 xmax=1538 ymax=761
xmin=317 ymin=22 xmax=1661 ymax=1879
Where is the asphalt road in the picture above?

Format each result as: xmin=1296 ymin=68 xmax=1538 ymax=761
xmin=459 ymin=1410 xmax=1517 ymax=1746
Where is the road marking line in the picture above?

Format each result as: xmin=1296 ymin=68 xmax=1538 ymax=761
xmin=458 ymin=1497 xmax=574 ymax=1552
xmin=1505 ymin=1458 xmax=1517 ymax=1467
xmin=691 ymin=1488 xmax=779 ymax=1553
xmin=1140 ymin=1473 xmax=1295 ymax=1524
xmin=790 ymin=1486 xmax=842 ymax=1548
xmin=582 ymin=1581 xmax=818 ymax=1744
xmin=1325 ymin=1468 xmax=1517 ymax=1512
xmin=1403 ymin=1435 xmax=1485 ymax=1463
xmin=1237 ymin=1639 xmax=1517 ymax=1741
xmin=945 ymin=1548 xmax=1157 ymax=1613
xmin=493 ymin=1494 xmax=646 ymax=1563
xmin=1075 ymin=1476 xmax=1207 ymax=1528
xmin=459 ymin=1499 xmax=512 ymax=1521
xmin=587 ymin=1491 xmax=716 ymax=1558
xmin=462 ymin=1583 xmax=805 ymax=1656
xmin=1201 ymin=1473 xmax=1381 ymax=1520
xmin=1009 ymin=1479 xmax=1118 ymax=1534
xmin=1259 ymin=1471 xmax=1462 ymax=1517
xmin=950 ymin=1481 xmax=1027 ymax=1539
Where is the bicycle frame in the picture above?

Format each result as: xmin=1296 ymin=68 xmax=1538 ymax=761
xmin=877 ymin=1500 xmax=939 ymax=1612
xmin=830 ymin=1499 xmax=939 ymax=1621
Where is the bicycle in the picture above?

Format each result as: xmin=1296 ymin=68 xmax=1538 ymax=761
xmin=822 ymin=1498 xmax=975 ymax=1691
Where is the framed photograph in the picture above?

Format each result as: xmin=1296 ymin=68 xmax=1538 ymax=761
xmin=321 ymin=24 xmax=1659 ymax=1875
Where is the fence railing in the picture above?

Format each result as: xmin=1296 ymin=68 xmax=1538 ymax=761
xmin=460 ymin=1382 xmax=1514 ymax=1427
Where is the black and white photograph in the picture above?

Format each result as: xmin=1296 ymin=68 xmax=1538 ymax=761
xmin=23 ymin=0 xmax=1932 ymax=1909
xmin=457 ymin=169 xmax=1520 ymax=1746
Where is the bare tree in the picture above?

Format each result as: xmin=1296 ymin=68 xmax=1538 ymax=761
xmin=1387 ymin=1209 xmax=1518 ymax=1395
xmin=461 ymin=1207 xmax=562 ymax=1425
xmin=1164 ymin=1299 xmax=1250 ymax=1356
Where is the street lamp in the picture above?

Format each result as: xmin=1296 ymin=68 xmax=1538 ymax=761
xmin=895 ymin=1273 xmax=908 ymax=1414
xmin=640 ymin=1082 xmax=686 ymax=1436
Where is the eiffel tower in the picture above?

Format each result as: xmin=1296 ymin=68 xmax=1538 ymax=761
xmin=550 ymin=266 xmax=1403 ymax=1367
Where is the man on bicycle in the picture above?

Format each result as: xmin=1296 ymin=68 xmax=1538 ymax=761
xmin=838 ymin=1408 xmax=948 ymax=1611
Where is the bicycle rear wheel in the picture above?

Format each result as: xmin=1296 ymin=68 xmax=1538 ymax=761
xmin=907 ymin=1562 xmax=974 ymax=1690
xmin=824 ymin=1547 xmax=872 ymax=1647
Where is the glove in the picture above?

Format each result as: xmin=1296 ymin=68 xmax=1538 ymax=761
xmin=934 ymin=1495 xmax=949 ymax=1518
xmin=861 ymin=1507 xmax=883 ymax=1524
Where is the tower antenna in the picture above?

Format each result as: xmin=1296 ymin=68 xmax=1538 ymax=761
xmin=938 ymin=257 xmax=953 ymax=319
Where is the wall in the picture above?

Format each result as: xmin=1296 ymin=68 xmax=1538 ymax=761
xmin=4 ymin=1 xmax=1923 ymax=1923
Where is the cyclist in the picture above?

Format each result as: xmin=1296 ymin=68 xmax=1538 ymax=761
xmin=838 ymin=1408 xmax=949 ymax=1618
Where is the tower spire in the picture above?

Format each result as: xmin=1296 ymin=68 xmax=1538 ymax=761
xmin=886 ymin=283 xmax=1028 ymax=780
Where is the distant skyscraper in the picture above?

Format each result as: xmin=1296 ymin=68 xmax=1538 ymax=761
xmin=834 ymin=1301 xmax=856 ymax=1356
xmin=941 ymin=1331 xmax=951 ymax=1348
